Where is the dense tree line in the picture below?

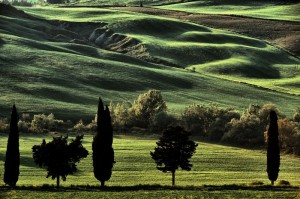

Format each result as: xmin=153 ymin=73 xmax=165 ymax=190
xmin=1 ymin=90 xmax=299 ymax=156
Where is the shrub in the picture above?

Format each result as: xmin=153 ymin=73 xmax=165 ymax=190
xmin=18 ymin=120 xmax=30 ymax=133
xmin=293 ymin=108 xmax=300 ymax=123
xmin=222 ymin=114 xmax=264 ymax=146
xmin=128 ymin=89 xmax=167 ymax=128
xmin=277 ymin=180 xmax=290 ymax=186
xmin=222 ymin=104 xmax=282 ymax=147
xmin=181 ymin=104 xmax=239 ymax=138
xmin=110 ymin=90 xmax=167 ymax=130
xmin=181 ymin=104 xmax=217 ymax=136
xmin=73 ymin=119 xmax=87 ymax=133
xmin=207 ymin=109 xmax=240 ymax=141
xmin=149 ymin=112 xmax=177 ymax=134
xmin=110 ymin=102 xmax=130 ymax=131
xmin=30 ymin=113 xmax=64 ymax=133
xmin=0 ymin=118 xmax=9 ymax=133
xmin=277 ymin=118 xmax=300 ymax=155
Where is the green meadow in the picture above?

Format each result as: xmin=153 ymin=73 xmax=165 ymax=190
xmin=160 ymin=0 xmax=300 ymax=22
xmin=0 ymin=6 xmax=299 ymax=120
xmin=0 ymin=134 xmax=299 ymax=198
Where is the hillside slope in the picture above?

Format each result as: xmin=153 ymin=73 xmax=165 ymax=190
xmin=0 ymin=5 xmax=299 ymax=119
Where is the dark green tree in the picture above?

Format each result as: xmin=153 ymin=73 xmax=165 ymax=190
xmin=267 ymin=110 xmax=280 ymax=185
xmin=150 ymin=126 xmax=198 ymax=186
xmin=4 ymin=104 xmax=20 ymax=187
xmin=93 ymin=98 xmax=115 ymax=187
xmin=32 ymin=135 xmax=88 ymax=188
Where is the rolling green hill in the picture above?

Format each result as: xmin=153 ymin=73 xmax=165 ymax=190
xmin=160 ymin=0 xmax=300 ymax=22
xmin=0 ymin=5 xmax=299 ymax=120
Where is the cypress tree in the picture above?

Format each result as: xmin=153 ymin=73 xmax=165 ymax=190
xmin=92 ymin=98 xmax=115 ymax=187
xmin=4 ymin=104 xmax=20 ymax=187
xmin=267 ymin=110 xmax=280 ymax=185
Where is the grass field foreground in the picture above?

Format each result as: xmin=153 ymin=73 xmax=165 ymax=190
xmin=0 ymin=134 xmax=299 ymax=198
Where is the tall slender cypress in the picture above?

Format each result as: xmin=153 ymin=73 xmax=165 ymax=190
xmin=267 ymin=110 xmax=280 ymax=185
xmin=4 ymin=104 xmax=20 ymax=187
xmin=92 ymin=98 xmax=114 ymax=187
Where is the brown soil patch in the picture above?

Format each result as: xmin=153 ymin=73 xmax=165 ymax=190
xmin=112 ymin=7 xmax=300 ymax=57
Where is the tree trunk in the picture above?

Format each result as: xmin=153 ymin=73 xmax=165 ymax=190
xmin=271 ymin=180 xmax=274 ymax=185
xmin=172 ymin=171 xmax=175 ymax=186
xmin=56 ymin=175 xmax=60 ymax=188
xmin=101 ymin=181 xmax=105 ymax=188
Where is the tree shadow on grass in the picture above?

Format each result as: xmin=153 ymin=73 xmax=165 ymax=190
xmin=0 ymin=152 xmax=37 ymax=168
xmin=0 ymin=184 xmax=298 ymax=192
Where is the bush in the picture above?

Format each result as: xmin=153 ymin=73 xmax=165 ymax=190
xmin=277 ymin=180 xmax=290 ymax=186
xmin=222 ymin=104 xmax=283 ymax=147
xmin=73 ymin=119 xmax=87 ymax=133
xmin=110 ymin=102 xmax=130 ymax=131
xmin=181 ymin=104 xmax=239 ymax=138
xmin=110 ymin=90 xmax=167 ymax=130
xmin=293 ymin=108 xmax=300 ymax=123
xmin=207 ymin=109 xmax=240 ymax=141
xmin=277 ymin=118 xmax=300 ymax=155
xmin=0 ymin=118 xmax=9 ymax=133
xmin=222 ymin=114 xmax=264 ymax=146
xmin=30 ymin=113 xmax=64 ymax=133
xmin=128 ymin=89 xmax=167 ymax=128
xmin=149 ymin=112 xmax=177 ymax=134
xmin=18 ymin=120 xmax=30 ymax=133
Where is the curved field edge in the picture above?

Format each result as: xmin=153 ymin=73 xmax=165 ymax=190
xmin=158 ymin=0 xmax=300 ymax=22
xmin=0 ymin=6 xmax=299 ymax=119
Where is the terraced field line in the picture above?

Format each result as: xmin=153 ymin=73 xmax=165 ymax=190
xmin=110 ymin=6 xmax=300 ymax=58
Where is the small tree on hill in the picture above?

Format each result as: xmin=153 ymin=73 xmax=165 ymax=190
xmin=150 ymin=126 xmax=198 ymax=186
xmin=93 ymin=98 xmax=115 ymax=187
xmin=267 ymin=110 xmax=280 ymax=185
xmin=4 ymin=104 xmax=20 ymax=187
xmin=32 ymin=135 xmax=88 ymax=188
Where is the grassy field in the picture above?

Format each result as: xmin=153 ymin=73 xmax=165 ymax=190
xmin=0 ymin=6 xmax=299 ymax=120
xmin=0 ymin=134 xmax=299 ymax=198
xmin=160 ymin=0 xmax=300 ymax=22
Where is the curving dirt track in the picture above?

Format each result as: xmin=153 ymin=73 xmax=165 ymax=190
xmin=112 ymin=7 xmax=300 ymax=58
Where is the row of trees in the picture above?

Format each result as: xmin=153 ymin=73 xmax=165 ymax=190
xmin=3 ymin=100 xmax=281 ymax=187
xmin=4 ymin=98 xmax=115 ymax=188
xmin=1 ymin=89 xmax=299 ymax=155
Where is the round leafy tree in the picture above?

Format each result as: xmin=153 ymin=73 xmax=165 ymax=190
xmin=32 ymin=135 xmax=88 ymax=187
xmin=150 ymin=126 xmax=198 ymax=186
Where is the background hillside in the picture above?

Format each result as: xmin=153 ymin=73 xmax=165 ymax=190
xmin=0 ymin=4 xmax=299 ymax=120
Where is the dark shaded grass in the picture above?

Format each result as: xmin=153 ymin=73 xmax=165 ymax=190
xmin=0 ymin=184 xmax=298 ymax=192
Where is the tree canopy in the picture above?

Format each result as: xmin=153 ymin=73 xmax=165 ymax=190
xmin=150 ymin=126 xmax=198 ymax=186
xmin=32 ymin=135 xmax=88 ymax=187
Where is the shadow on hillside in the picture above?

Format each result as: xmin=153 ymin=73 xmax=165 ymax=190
xmin=0 ymin=184 xmax=298 ymax=192
xmin=0 ymin=38 xmax=5 ymax=47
